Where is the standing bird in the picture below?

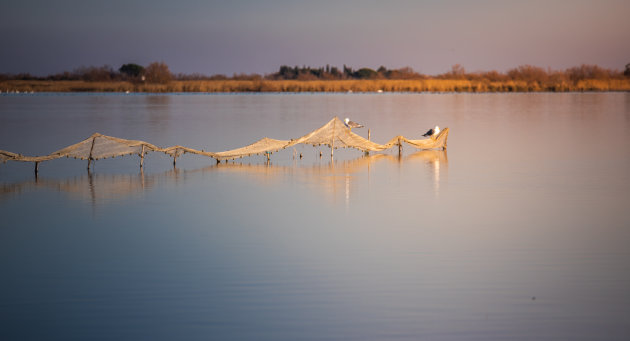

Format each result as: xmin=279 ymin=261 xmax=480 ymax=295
xmin=344 ymin=118 xmax=364 ymax=130
xmin=422 ymin=125 xmax=440 ymax=137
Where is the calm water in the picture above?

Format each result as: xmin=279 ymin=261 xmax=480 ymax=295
xmin=1 ymin=93 xmax=629 ymax=340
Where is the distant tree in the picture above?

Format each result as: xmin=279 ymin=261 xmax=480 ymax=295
xmin=74 ymin=65 xmax=117 ymax=82
xmin=507 ymin=65 xmax=548 ymax=83
xmin=296 ymin=72 xmax=318 ymax=80
xmin=176 ymin=72 xmax=219 ymax=80
xmin=395 ymin=67 xmax=422 ymax=79
xmin=119 ymin=63 xmax=145 ymax=79
xmin=353 ymin=68 xmax=378 ymax=79
xmin=271 ymin=64 xmax=351 ymax=80
xmin=209 ymin=74 xmax=228 ymax=80
xmin=625 ymin=63 xmax=630 ymax=77
xmin=449 ymin=64 xmax=466 ymax=79
xmin=330 ymin=66 xmax=340 ymax=78
xmin=566 ymin=64 xmax=610 ymax=82
xmin=232 ymin=73 xmax=262 ymax=81
xmin=144 ymin=62 xmax=173 ymax=84
xmin=47 ymin=71 xmax=75 ymax=81
xmin=436 ymin=64 xmax=466 ymax=79
xmin=343 ymin=65 xmax=353 ymax=78
xmin=480 ymin=70 xmax=506 ymax=82
xmin=277 ymin=65 xmax=295 ymax=79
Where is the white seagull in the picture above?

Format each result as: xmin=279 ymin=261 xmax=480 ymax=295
xmin=344 ymin=118 xmax=364 ymax=129
xmin=422 ymin=125 xmax=440 ymax=137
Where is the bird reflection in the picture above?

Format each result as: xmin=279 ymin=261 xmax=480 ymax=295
xmin=406 ymin=149 xmax=448 ymax=196
xmin=1 ymin=150 xmax=447 ymax=208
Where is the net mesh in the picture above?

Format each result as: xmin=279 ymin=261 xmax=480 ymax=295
xmin=213 ymin=137 xmax=291 ymax=160
xmin=1 ymin=117 xmax=448 ymax=165
xmin=51 ymin=133 xmax=160 ymax=160
xmin=289 ymin=117 xmax=396 ymax=151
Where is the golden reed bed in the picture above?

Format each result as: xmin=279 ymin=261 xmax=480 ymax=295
xmin=2 ymin=79 xmax=630 ymax=93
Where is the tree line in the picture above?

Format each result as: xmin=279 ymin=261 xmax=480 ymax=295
xmin=0 ymin=62 xmax=174 ymax=84
xmin=268 ymin=63 xmax=630 ymax=82
xmin=2 ymin=62 xmax=630 ymax=84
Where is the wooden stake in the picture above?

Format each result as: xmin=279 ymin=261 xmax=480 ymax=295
xmin=331 ymin=119 xmax=336 ymax=159
xmin=366 ymin=129 xmax=371 ymax=156
xmin=34 ymin=161 xmax=39 ymax=176
xmin=140 ymin=145 xmax=145 ymax=168
xmin=87 ymin=136 xmax=96 ymax=171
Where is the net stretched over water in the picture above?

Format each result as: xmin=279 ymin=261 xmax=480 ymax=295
xmin=2 ymin=150 xmax=447 ymax=208
xmin=1 ymin=117 xmax=448 ymax=167
xmin=53 ymin=133 xmax=161 ymax=161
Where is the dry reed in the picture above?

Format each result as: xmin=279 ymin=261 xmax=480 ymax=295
xmin=2 ymin=79 xmax=630 ymax=93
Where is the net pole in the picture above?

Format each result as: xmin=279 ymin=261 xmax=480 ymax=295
xmin=366 ymin=129 xmax=371 ymax=156
xmin=140 ymin=145 xmax=145 ymax=168
xmin=87 ymin=136 xmax=97 ymax=171
xmin=331 ymin=119 xmax=335 ymax=159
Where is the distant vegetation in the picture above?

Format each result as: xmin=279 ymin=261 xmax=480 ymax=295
xmin=1 ymin=62 xmax=629 ymax=93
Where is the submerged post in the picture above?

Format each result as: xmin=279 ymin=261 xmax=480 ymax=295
xmin=34 ymin=161 xmax=39 ymax=176
xmin=398 ymin=137 xmax=402 ymax=156
xmin=366 ymin=129 xmax=371 ymax=156
xmin=140 ymin=145 xmax=145 ymax=168
xmin=87 ymin=136 xmax=97 ymax=171
xmin=331 ymin=119 xmax=336 ymax=159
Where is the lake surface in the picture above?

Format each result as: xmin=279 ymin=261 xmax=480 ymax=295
xmin=1 ymin=93 xmax=629 ymax=340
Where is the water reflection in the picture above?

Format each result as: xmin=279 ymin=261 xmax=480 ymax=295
xmin=1 ymin=151 xmax=447 ymax=208
xmin=2 ymin=169 xmax=161 ymax=207
xmin=215 ymin=150 xmax=447 ymax=205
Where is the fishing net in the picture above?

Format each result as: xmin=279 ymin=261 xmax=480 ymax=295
xmin=213 ymin=137 xmax=291 ymax=161
xmin=290 ymin=116 xmax=397 ymax=151
xmin=161 ymin=146 xmax=216 ymax=159
xmin=0 ymin=117 xmax=448 ymax=166
xmin=51 ymin=133 xmax=160 ymax=161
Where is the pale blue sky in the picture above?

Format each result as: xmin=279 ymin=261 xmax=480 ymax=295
xmin=1 ymin=0 xmax=628 ymax=76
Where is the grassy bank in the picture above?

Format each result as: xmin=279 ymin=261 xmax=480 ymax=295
xmin=2 ymin=79 xmax=630 ymax=93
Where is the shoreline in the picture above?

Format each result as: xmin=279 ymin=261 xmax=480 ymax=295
xmin=2 ymin=79 xmax=630 ymax=93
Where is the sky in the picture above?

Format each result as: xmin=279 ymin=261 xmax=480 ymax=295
xmin=1 ymin=0 xmax=629 ymax=76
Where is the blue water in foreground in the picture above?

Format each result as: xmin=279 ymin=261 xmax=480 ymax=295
xmin=1 ymin=93 xmax=629 ymax=340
